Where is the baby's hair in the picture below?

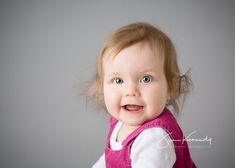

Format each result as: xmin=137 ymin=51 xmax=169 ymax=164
xmin=87 ymin=22 xmax=192 ymax=114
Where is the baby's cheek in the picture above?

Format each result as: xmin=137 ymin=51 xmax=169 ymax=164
xmin=104 ymin=88 xmax=120 ymax=106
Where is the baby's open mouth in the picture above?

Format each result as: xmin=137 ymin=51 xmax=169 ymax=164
xmin=123 ymin=105 xmax=144 ymax=112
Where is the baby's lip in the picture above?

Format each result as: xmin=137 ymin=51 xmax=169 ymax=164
xmin=122 ymin=104 xmax=144 ymax=112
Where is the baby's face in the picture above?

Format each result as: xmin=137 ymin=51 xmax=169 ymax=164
xmin=103 ymin=42 xmax=169 ymax=127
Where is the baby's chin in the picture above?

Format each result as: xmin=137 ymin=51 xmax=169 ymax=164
xmin=120 ymin=119 xmax=146 ymax=128
xmin=124 ymin=115 xmax=160 ymax=126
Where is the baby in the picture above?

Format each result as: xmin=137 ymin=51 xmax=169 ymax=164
xmin=88 ymin=22 xmax=196 ymax=168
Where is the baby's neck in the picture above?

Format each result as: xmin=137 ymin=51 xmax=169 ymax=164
xmin=116 ymin=123 xmax=139 ymax=142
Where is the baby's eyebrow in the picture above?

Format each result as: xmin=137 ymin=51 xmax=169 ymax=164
xmin=106 ymin=72 xmax=121 ymax=78
xmin=106 ymin=69 xmax=157 ymax=77
xmin=140 ymin=68 xmax=157 ymax=73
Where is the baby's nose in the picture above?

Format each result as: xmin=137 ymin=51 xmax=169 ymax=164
xmin=124 ymin=84 xmax=140 ymax=97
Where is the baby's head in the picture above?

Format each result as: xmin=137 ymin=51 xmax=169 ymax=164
xmin=88 ymin=22 xmax=191 ymax=114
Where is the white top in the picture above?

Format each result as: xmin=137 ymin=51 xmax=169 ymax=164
xmin=92 ymin=121 xmax=176 ymax=168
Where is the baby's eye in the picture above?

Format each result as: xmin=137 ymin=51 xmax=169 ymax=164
xmin=140 ymin=75 xmax=152 ymax=83
xmin=112 ymin=78 xmax=123 ymax=84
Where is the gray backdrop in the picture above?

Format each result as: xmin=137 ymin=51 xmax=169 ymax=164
xmin=1 ymin=0 xmax=235 ymax=167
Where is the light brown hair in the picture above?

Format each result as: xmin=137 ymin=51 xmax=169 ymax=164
xmin=87 ymin=22 xmax=192 ymax=114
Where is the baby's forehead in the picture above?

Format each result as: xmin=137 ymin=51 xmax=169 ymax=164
xmin=102 ymin=43 xmax=165 ymax=75
xmin=103 ymin=41 xmax=164 ymax=62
